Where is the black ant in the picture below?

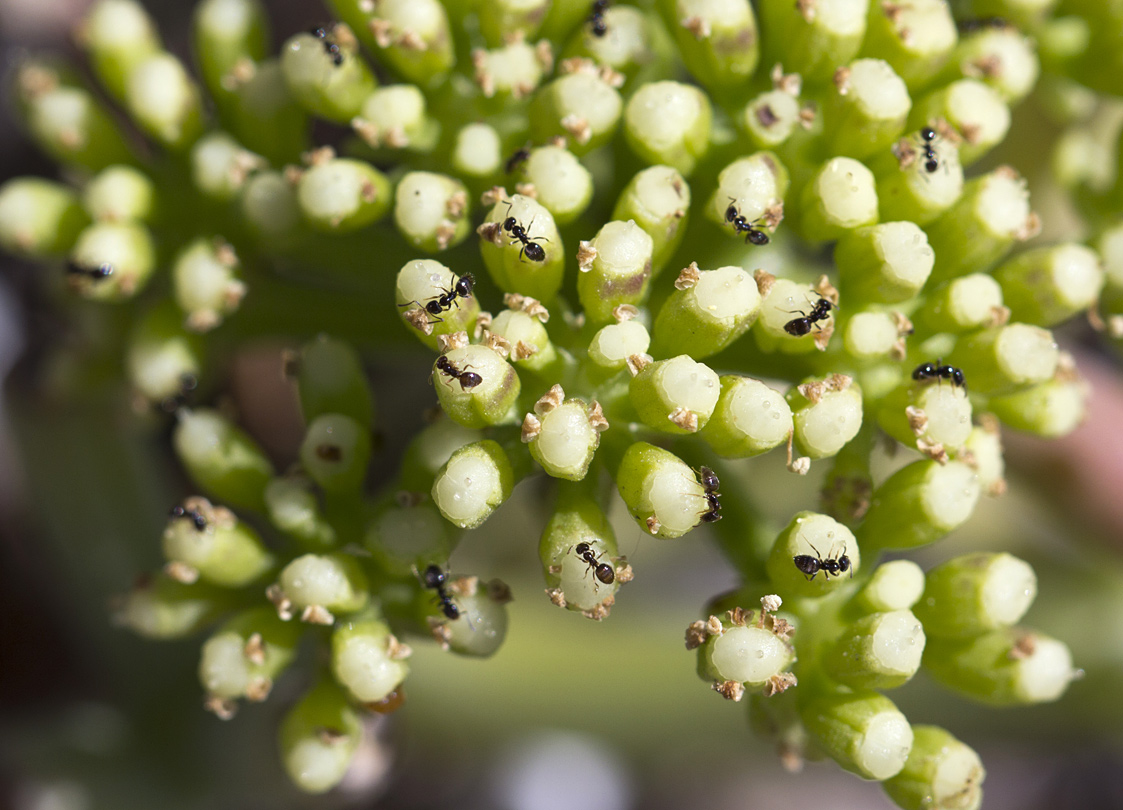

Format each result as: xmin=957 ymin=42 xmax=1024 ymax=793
xmin=66 ymin=261 xmax=113 ymax=281
xmin=724 ymin=200 xmax=770 ymax=246
xmin=169 ymin=504 xmax=207 ymax=531
xmin=793 ymin=542 xmax=851 ymax=581
xmin=783 ymin=296 xmax=835 ymax=336
xmin=399 ymin=273 xmax=474 ymax=324
xmin=573 ymin=542 xmax=615 ymax=585
xmin=696 ymin=465 xmax=722 ymax=523
xmin=912 ymin=359 xmax=967 ymax=391
xmin=435 ymin=355 xmax=482 ymax=390
xmin=421 ymin=564 xmax=460 ymax=620
xmin=587 ymin=0 xmax=610 ymax=37
xmin=917 ymin=127 xmax=940 ymax=174
xmin=309 ymin=26 xmax=343 ymax=66
xmin=501 ymin=204 xmax=548 ymax=262
xmin=958 ymin=16 xmax=1009 ymax=33
xmin=505 ymin=145 xmax=531 ymax=174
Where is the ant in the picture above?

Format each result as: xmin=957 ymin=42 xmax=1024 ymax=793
xmin=793 ymin=542 xmax=851 ymax=581
xmin=399 ymin=273 xmax=474 ymax=324
xmin=783 ymin=296 xmax=835 ymax=336
xmin=724 ymin=200 xmax=770 ymax=246
xmin=573 ymin=542 xmax=615 ymax=585
xmin=912 ymin=359 xmax=967 ymax=391
xmin=421 ymin=564 xmax=460 ymax=620
xmin=696 ymin=465 xmax=722 ymax=523
xmin=435 ymin=354 xmax=482 ymax=390
xmin=66 ymin=261 xmax=113 ymax=281
xmin=587 ymin=0 xmax=610 ymax=37
xmin=958 ymin=16 xmax=1009 ymax=33
xmin=169 ymin=504 xmax=207 ymax=531
xmin=917 ymin=127 xmax=940 ymax=174
xmin=309 ymin=26 xmax=343 ymax=66
xmin=501 ymin=204 xmax=549 ymax=262
xmin=505 ymin=145 xmax=531 ymax=174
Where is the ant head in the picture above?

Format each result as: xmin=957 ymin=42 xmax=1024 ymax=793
xmin=422 ymin=564 xmax=445 ymax=588
xmin=698 ymin=466 xmax=719 ymax=491
xmin=920 ymin=127 xmax=936 ymax=142
xmin=838 ymin=555 xmax=851 ymax=573
xmin=454 ymin=274 xmax=474 ymax=297
xmin=724 ymin=203 xmax=738 ymax=222
xmin=435 ymin=355 xmax=451 ymax=370
xmin=574 ymin=542 xmax=591 ymax=555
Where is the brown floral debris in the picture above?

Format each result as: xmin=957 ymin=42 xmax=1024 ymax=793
xmin=762 ymin=672 xmax=798 ymax=696
xmin=798 ymin=104 xmax=817 ymax=128
xmin=1015 ymin=212 xmax=1042 ymax=241
xmin=480 ymin=186 xmax=508 ymax=208
xmin=613 ymin=304 xmax=639 ymax=322
xmin=587 ymin=400 xmax=610 ymax=432
xmin=484 ymin=332 xmax=512 ymax=357
xmin=768 ymin=617 xmax=795 ymax=642
xmin=301 ymin=604 xmax=335 ymax=625
xmin=681 ymin=15 xmax=711 ymax=39
xmin=669 ymin=407 xmax=699 ymax=432
xmin=713 ymin=680 xmax=745 ymax=701
xmin=204 ymin=695 xmax=238 ymax=720
xmin=626 ymin=353 xmax=653 ymax=376
xmin=448 ymin=575 xmax=478 ymax=598
xmin=514 ymin=182 xmax=537 ymax=198
xmin=833 ymin=65 xmax=852 ymax=94
xmin=164 ymin=561 xmax=199 ymax=584
xmin=521 ymin=413 xmax=541 ymax=443
xmin=726 ymin=607 xmax=751 ymax=627
xmin=756 ymin=104 xmax=779 ymax=128
xmin=245 ymin=676 xmax=273 ymax=702
xmin=487 ymin=579 xmax=513 ymax=604
xmin=917 ymin=437 xmax=949 ymax=464
xmin=613 ymin=559 xmax=634 ymax=583
xmin=786 ymin=430 xmax=810 ymax=476
xmin=427 ymin=618 xmax=452 ymax=649
xmin=436 ymin=331 xmax=469 ymax=352
xmin=302 ymin=145 xmax=335 ymax=167
xmin=266 ymin=584 xmax=294 ymax=621
xmin=244 ymin=633 xmax=266 ymax=666
xmin=796 ymin=0 xmax=816 ymax=22
xmin=771 ymin=63 xmax=802 ymax=95
xmin=476 ymin=219 xmax=503 ymax=245
xmin=504 ymin=293 xmax=550 ymax=322
xmin=534 ymin=384 xmax=566 ymax=416
xmin=761 ymin=202 xmax=785 ymax=230
xmin=906 ymin=405 xmax=929 ymax=437
xmin=317 ymin=727 xmax=348 ymax=746
xmin=403 ymin=306 xmax=434 ymax=336
xmin=546 ymin=587 xmax=567 ymax=608
xmin=761 ymin=594 xmax=782 ymax=615
xmin=581 ymin=596 xmax=614 ymax=621
xmin=1008 ymin=632 xmax=1036 ymax=660
xmin=675 ymin=261 xmax=702 ymax=290
xmin=645 ymin=515 xmax=661 ymax=534
xmin=512 ymin=340 xmax=538 ymax=360
xmin=561 ymin=114 xmax=592 ymax=144
xmin=577 ymin=240 xmax=597 ymax=273
xmin=754 ymin=269 xmax=776 ymax=298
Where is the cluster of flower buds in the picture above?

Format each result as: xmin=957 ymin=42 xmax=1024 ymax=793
xmin=3 ymin=0 xmax=1120 ymax=804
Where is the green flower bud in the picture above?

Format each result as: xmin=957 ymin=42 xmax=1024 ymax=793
xmin=113 ymin=574 xmax=233 ymax=639
xmin=393 ymin=172 xmax=471 ymax=253
xmin=539 ymin=488 xmax=624 ymax=619
xmin=824 ymin=609 xmax=926 ymax=689
xmin=801 ymin=690 xmax=914 ymax=780
xmin=265 ymin=476 xmax=337 ymax=550
xmin=192 ymin=0 xmax=269 ymax=106
xmin=913 ymin=274 xmax=1006 ymax=335
xmin=398 ymin=416 xmax=483 ymax=492
xmin=955 ymin=322 xmax=1058 ymax=395
xmin=820 ymin=59 xmax=912 ymax=160
xmin=81 ymin=0 xmax=162 ymax=100
xmin=758 ymin=0 xmax=868 ymax=83
xmin=700 ymin=375 xmax=793 ymax=458
xmin=741 ymin=87 xmax=807 ymax=150
xmin=326 ymin=0 xmax=454 ymax=87
xmin=83 ymin=165 xmax=156 ymax=224
xmin=915 ymin=553 xmax=1037 ymax=639
xmin=611 ymin=165 xmax=690 ymax=277
xmin=226 ymin=59 xmax=309 ymax=166
xmin=239 ymin=170 xmax=306 ymax=248
xmin=68 ymin=221 xmax=156 ymax=301
xmin=395 ymin=260 xmax=481 ymax=349
xmin=946 ymin=22 xmax=1038 ymax=105
xmin=798 ymin=156 xmax=879 ymax=242
xmin=923 ymin=628 xmax=1079 ymax=706
xmin=431 ymin=440 xmax=515 ymax=529
xmin=563 ymin=4 xmax=658 ymax=79
xmin=629 ymin=354 xmax=720 ymax=434
xmin=876 ymin=374 xmax=973 ymax=456
xmin=860 ymin=0 xmax=956 ymax=91
xmin=478 ymin=194 xmax=564 ymax=301
xmin=849 ymin=560 xmax=926 ymax=614
xmin=19 ymin=70 xmax=134 ymax=170
xmin=842 ymin=311 xmax=907 ymax=365
xmin=512 ymin=145 xmax=593 ymax=225
xmin=765 ymin=510 xmax=860 ymax=595
xmin=690 ymin=606 xmax=795 ymax=701
xmin=477 ymin=0 xmax=549 ymax=47
xmin=274 ymin=553 xmax=370 ymax=623
xmin=281 ymin=29 xmax=377 ymax=123
xmin=489 ymin=308 xmax=560 ymax=377
xmin=126 ymin=303 xmax=204 ymax=405
xmin=523 ymin=386 xmax=606 ymax=480
xmin=659 ymin=0 xmax=759 ymax=95
xmin=293 ymin=335 xmax=374 ymax=427
xmin=961 ymin=420 xmax=1006 ymax=497
xmin=331 ymin=612 xmax=411 ymax=704
xmin=615 ymin=441 xmax=713 ymax=538
xmin=191 ymin=132 xmax=265 ymax=202
xmin=910 ymin=79 xmax=1010 ymax=166
xmin=987 ymin=364 xmax=1089 ymax=438
xmin=623 ymin=80 xmax=711 ymax=175
xmin=173 ymin=408 xmax=274 ymax=511
xmin=452 ymin=122 xmax=502 ymax=179
xmin=163 ymin=496 xmax=274 ymax=587
xmin=882 ymin=725 xmax=985 ymax=810
xmin=874 ymin=127 xmax=963 ymax=225
xmin=754 ymin=277 xmax=836 ymax=354
xmin=471 ymin=40 xmax=550 ymax=100
xmin=529 ymin=70 xmax=623 ymax=155
xmin=587 ymin=316 xmax=652 ymax=376
xmin=577 ymin=219 xmax=655 ymax=323
xmin=299 ymin=413 xmax=372 ymax=495
xmin=652 ymin=264 xmax=761 ymax=359
xmin=295 ymin=154 xmax=392 ymax=234
xmin=364 ymin=497 xmax=455 ymax=577
xmin=199 ymin=606 xmax=299 ymax=711
xmin=787 ymin=375 xmax=864 ymax=460
xmin=835 ymin=222 xmax=934 ymax=304
xmin=426 ymin=574 xmax=512 ymax=657
xmin=992 ymin=242 xmax=1104 ymax=327
xmin=858 ymin=460 xmax=980 ymax=553
xmin=172 ymin=237 xmax=246 ymax=332
xmin=432 ymin=341 xmax=522 ymax=429
xmin=0 ymin=178 xmax=88 ymax=258
xmin=124 ymin=52 xmax=206 ymax=149
xmin=353 ymin=85 xmax=439 ymax=152
xmin=278 ymin=680 xmax=361 ymax=793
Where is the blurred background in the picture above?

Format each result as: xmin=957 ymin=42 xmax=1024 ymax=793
xmin=2 ymin=1 xmax=1123 ymax=809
